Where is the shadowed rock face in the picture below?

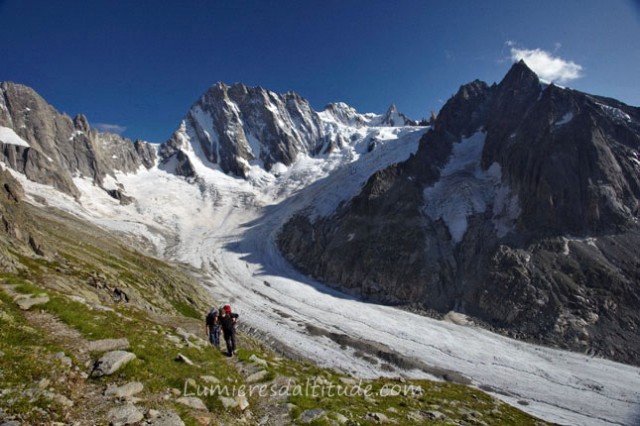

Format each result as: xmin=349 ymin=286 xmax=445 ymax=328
xmin=0 ymin=165 xmax=48 ymax=268
xmin=0 ymin=82 xmax=156 ymax=197
xmin=278 ymin=61 xmax=640 ymax=365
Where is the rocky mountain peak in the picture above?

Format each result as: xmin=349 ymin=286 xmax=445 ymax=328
xmin=201 ymin=81 xmax=229 ymax=103
xmin=161 ymin=82 xmax=324 ymax=178
xmin=160 ymin=79 xmax=425 ymax=180
xmin=499 ymin=59 xmax=540 ymax=90
xmin=378 ymin=103 xmax=418 ymax=127
xmin=457 ymin=79 xmax=490 ymax=101
xmin=73 ymin=114 xmax=90 ymax=133
xmin=278 ymin=63 xmax=640 ymax=367
xmin=0 ymin=82 xmax=156 ymax=199
xmin=427 ymin=79 xmax=490 ymax=141
xmin=1 ymin=81 xmax=36 ymax=97
xmin=226 ymin=82 xmax=251 ymax=98
xmin=212 ymin=81 xmax=229 ymax=91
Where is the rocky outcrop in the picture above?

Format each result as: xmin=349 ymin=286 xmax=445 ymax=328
xmin=278 ymin=61 xmax=640 ymax=365
xmin=104 ymin=382 xmax=144 ymax=399
xmin=322 ymin=102 xmax=370 ymax=128
xmin=279 ymin=164 xmax=434 ymax=305
xmin=479 ymin=62 xmax=640 ymax=236
xmin=0 ymin=165 xmax=49 ymax=260
xmin=0 ymin=81 xmax=157 ymax=198
xmin=321 ymin=102 xmax=418 ymax=128
xmin=14 ymin=293 xmax=50 ymax=310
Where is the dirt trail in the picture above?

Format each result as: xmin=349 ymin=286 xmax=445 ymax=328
xmin=1 ymin=285 xmax=119 ymax=425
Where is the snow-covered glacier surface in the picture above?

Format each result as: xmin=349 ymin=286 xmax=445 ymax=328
xmin=12 ymin=123 xmax=640 ymax=426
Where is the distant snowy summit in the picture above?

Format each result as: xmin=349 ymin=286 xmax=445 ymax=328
xmin=321 ymin=102 xmax=418 ymax=128
xmin=0 ymin=78 xmax=422 ymax=199
xmin=159 ymin=82 xmax=420 ymax=179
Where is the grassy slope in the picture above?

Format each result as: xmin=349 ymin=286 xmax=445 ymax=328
xmin=0 ymin=195 xmax=549 ymax=425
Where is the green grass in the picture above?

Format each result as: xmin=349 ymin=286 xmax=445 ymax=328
xmin=0 ymin=287 xmax=69 ymax=423
xmin=283 ymin=372 xmax=546 ymax=425
xmin=44 ymin=294 xmax=125 ymax=340
xmin=0 ymin=274 xmax=549 ymax=426
xmin=0 ymin=279 xmax=242 ymax=423
xmin=170 ymin=298 xmax=202 ymax=319
xmin=0 ymin=273 xmax=33 ymax=287
xmin=29 ymin=287 xmax=232 ymax=393
xmin=1 ymin=276 xmax=40 ymax=295
xmin=9 ymin=250 xmax=64 ymax=280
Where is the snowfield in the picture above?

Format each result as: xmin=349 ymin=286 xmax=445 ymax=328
xmin=12 ymin=124 xmax=640 ymax=426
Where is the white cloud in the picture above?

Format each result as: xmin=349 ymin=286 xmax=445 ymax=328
xmin=94 ymin=123 xmax=127 ymax=135
xmin=509 ymin=44 xmax=583 ymax=84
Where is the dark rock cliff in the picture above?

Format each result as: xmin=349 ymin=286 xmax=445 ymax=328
xmin=278 ymin=61 xmax=640 ymax=365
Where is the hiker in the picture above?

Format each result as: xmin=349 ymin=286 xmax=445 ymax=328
xmin=205 ymin=307 xmax=220 ymax=349
xmin=219 ymin=304 xmax=239 ymax=356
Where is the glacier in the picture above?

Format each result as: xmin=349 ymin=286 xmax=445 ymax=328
xmin=8 ymin=118 xmax=640 ymax=426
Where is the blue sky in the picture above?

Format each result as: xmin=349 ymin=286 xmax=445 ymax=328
xmin=1 ymin=0 xmax=639 ymax=142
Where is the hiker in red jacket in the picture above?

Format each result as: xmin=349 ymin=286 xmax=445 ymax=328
xmin=219 ymin=305 xmax=239 ymax=356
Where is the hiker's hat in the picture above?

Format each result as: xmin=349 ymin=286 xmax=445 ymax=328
xmin=223 ymin=305 xmax=231 ymax=313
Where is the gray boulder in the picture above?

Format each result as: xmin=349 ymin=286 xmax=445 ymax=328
xmin=299 ymin=409 xmax=325 ymax=424
xmin=176 ymin=396 xmax=208 ymax=411
xmin=105 ymin=382 xmax=143 ymax=399
xmin=91 ymin=351 xmax=136 ymax=377
xmin=148 ymin=411 xmax=185 ymax=426
xmin=245 ymin=369 xmax=268 ymax=383
xmin=175 ymin=353 xmax=195 ymax=366
xmin=15 ymin=294 xmax=49 ymax=310
xmin=107 ymin=403 xmax=144 ymax=426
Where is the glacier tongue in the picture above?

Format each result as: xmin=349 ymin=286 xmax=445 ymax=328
xmin=13 ymin=124 xmax=640 ymax=425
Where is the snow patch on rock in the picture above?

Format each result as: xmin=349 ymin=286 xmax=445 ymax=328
xmin=0 ymin=126 xmax=30 ymax=147
xmin=423 ymin=131 xmax=520 ymax=242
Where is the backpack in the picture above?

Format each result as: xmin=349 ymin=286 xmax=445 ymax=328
xmin=206 ymin=309 xmax=217 ymax=326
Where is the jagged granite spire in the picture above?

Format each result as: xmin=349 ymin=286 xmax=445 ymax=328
xmin=160 ymin=83 xmax=324 ymax=178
